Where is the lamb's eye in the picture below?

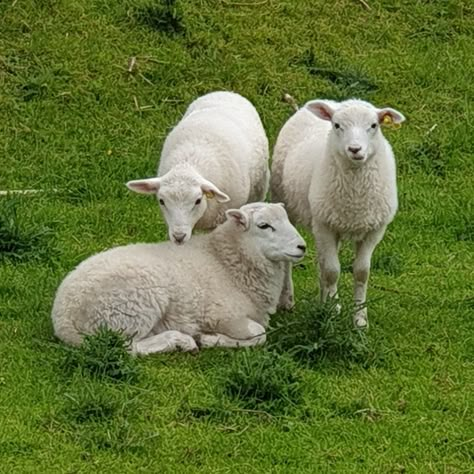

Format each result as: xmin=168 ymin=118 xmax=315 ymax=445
xmin=371 ymin=123 xmax=377 ymax=129
xmin=334 ymin=123 xmax=341 ymax=130
xmin=195 ymin=198 xmax=202 ymax=206
xmin=258 ymin=223 xmax=274 ymax=231
xmin=159 ymin=199 xmax=165 ymax=206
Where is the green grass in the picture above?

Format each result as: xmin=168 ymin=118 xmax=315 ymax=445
xmin=0 ymin=0 xmax=473 ymax=472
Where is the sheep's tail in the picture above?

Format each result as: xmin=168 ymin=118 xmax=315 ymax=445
xmin=282 ymin=93 xmax=299 ymax=112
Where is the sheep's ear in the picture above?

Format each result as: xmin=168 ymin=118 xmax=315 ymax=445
xmin=306 ymin=100 xmax=335 ymax=121
xmin=225 ymin=209 xmax=250 ymax=230
xmin=378 ymin=108 xmax=406 ymax=126
xmin=200 ymin=179 xmax=230 ymax=203
xmin=126 ymin=178 xmax=161 ymax=194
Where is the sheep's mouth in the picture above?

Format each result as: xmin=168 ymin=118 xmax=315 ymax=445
xmin=351 ymin=155 xmax=365 ymax=161
xmin=284 ymin=252 xmax=305 ymax=260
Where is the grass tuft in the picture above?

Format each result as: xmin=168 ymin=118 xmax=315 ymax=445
xmin=220 ymin=350 xmax=303 ymax=415
xmin=0 ymin=199 xmax=55 ymax=262
xmin=372 ymin=253 xmax=403 ymax=276
xmin=132 ymin=0 xmax=184 ymax=36
xmin=61 ymin=327 xmax=141 ymax=383
xmin=407 ymin=135 xmax=446 ymax=177
xmin=269 ymin=299 xmax=381 ymax=366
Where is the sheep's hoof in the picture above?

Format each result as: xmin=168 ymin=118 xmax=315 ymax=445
xmin=353 ymin=314 xmax=368 ymax=329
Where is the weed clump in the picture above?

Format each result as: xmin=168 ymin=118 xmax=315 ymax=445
xmin=269 ymin=299 xmax=379 ymax=366
xmin=62 ymin=327 xmax=140 ymax=383
xmin=0 ymin=199 xmax=55 ymax=262
xmin=221 ymin=350 xmax=302 ymax=415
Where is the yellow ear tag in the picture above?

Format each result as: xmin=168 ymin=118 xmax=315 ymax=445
xmin=204 ymin=191 xmax=214 ymax=199
xmin=383 ymin=115 xmax=401 ymax=130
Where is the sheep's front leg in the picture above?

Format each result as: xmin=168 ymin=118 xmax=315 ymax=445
xmin=197 ymin=319 xmax=266 ymax=349
xmin=353 ymin=227 xmax=386 ymax=328
xmin=314 ymin=223 xmax=341 ymax=305
xmin=133 ymin=330 xmax=198 ymax=355
xmin=277 ymin=262 xmax=295 ymax=311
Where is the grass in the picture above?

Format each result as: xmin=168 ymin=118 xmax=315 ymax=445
xmin=0 ymin=0 xmax=473 ymax=472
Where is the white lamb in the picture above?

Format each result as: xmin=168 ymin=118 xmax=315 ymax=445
xmin=51 ymin=203 xmax=306 ymax=354
xmin=271 ymin=98 xmax=405 ymax=327
xmin=126 ymin=91 xmax=270 ymax=245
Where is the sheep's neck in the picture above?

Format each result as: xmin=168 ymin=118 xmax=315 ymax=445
xmin=210 ymin=227 xmax=282 ymax=315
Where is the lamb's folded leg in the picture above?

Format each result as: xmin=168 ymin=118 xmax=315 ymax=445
xmin=133 ymin=330 xmax=198 ymax=355
xmin=197 ymin=319 xmax=266 ymax=348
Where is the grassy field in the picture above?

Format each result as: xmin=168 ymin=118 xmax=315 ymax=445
xmin=1 ymin=0 xmax=473 ymax=472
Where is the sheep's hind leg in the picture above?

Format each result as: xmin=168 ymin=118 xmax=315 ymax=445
xmin=352 ymin=227 xmax=386 ymax=329
xmin=197 ymin=319 xmax=266 ymax=349
xmin=277 ymin=262 xmax=295 ymax=311
xmin=133 ymin=330 xmax=198 ymax=355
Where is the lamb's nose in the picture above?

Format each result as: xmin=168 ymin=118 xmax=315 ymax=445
xmin=173 ymin=232 xmax=186 ymax=244
xmin=348 ymin=146 xmax=362 ymax=154
xmin=297 ymin=244 xmax=306 ymax=253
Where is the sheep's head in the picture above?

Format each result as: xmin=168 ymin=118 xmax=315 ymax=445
xmin=126 ymin=166 xmax=230 ymax=245
xmin=225 ymin=203 xmax=306 ymax=262
xmin=306 ymin=99 xmax=405 ymax=165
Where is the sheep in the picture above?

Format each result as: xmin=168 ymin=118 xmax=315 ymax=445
xmin=271 ymin=98 xmax=405 ymax=328
xmin=51 ymin=203 xmax=306 ymax=355
xmin=126 ymin=91 xmax=270 ymax=245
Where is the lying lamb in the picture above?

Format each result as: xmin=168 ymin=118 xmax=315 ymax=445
xmin=271 ymin=98 xmax=405 ymax=327
xmin=127 ymin=91 xmax=269 ymax=245
xmin=51 ymin=203 xmax=306 ymax=354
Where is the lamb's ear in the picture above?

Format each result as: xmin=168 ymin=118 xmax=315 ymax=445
xmin=126 ymin=178 xmax=161 ymax=194
xmin=378 ymin=108 xmax=406 ymax=126
xmin=200 ymin=179 xmax=230 ymax=203
xmin=306 ymin=100 xmax=335 ymax=121
xmin=225 ymin=209 xmax=250 ymax=231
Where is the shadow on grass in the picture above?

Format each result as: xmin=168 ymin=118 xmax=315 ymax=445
xmin=291 ymin=48 xmax=378 ymax=99
xmin=130 ymin=0 xmax=184 ymax=36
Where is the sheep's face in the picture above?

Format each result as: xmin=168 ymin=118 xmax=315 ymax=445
xmin=226 ymin=203 xmax=306 ymax=262
xmin=126 ymin=168 xmax=229 ymax=245
xmin=306 ymin=99 xmax=405 ymax=165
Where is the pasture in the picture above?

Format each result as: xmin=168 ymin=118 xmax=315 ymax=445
xmin=0 ymin=0 xmax=473 ymax=472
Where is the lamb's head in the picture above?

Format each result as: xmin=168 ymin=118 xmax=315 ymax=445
xmin=306 ymin=99 xmax=405 ymax=165
xmin=126 ymin=165 xmax=230 ymax=245
xmin=225 ymin=203 xmax=306 ymax=262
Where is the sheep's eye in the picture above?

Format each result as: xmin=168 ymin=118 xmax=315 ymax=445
xmin=159 ymin=199 xmax=165 ymax=206
xmin=195 ymin=198 xmax=202 ymax=206
xmin=334 ymin=123 xmax=341 ymax=130
xmin=258 ymin=223 xmax=274 ymax=231
xmin=371 ymin=123 xmax=378 ymax=129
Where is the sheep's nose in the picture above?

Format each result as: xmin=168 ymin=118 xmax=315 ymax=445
xmin=173 ymin=232 xmax=186 ymax=244
xmin=297 ymin=244 xmax=306 ymax=253
xmin=348 ymin=146 xmax=362 ymax=154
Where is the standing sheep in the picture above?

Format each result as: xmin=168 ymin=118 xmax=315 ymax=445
xmin=126 ymin=91 xmax=270 ymax=245
xmin=51 ymin=203 xmax=306 ymax=354
xmin=271 ymin=98 xmax=405 ymax=327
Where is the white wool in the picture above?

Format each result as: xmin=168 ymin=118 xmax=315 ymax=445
xmin=51 ymin=203 xmax=306 ymax=354
xmin=271 ymin=98 xmax=405 ymax=327
xmin=127 ymin=91 xmax=269 ymax=245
